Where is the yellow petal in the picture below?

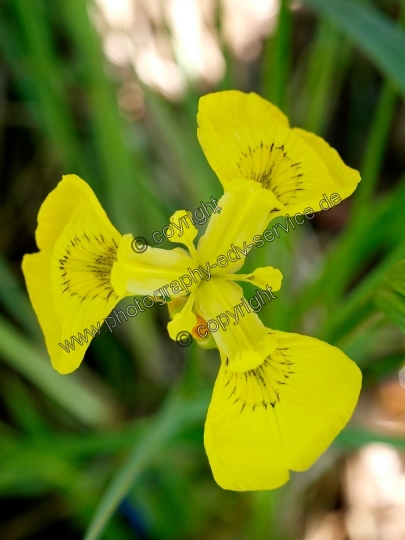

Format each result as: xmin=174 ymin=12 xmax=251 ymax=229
xmin=197 ymin=90 xmax=360 ymax=215
xmin=205 ymin=363 xmax=289 ymax=491
xmin=168 ymin=210 xmax=198 ymax=258
xmin=197 ymin=179 xmax=283 ymax=275
xmin=291 ymin=127 xmax=361 ymax=213
xmin=204 ymin=330 xmax=361 ymax=491
xmin=112 ymin=234 xmax=199 ymax=298
xmin=195 ymin=279 xmax=277 ymax=371
xmin=36 ymin=174 xmax=118 ymax=251
xmin=271 ymin=331 xmax=362 ymax=471
xmin=228 ymin=266 xmax=283 ymax=291
xmin=198 ymin=90 xmax=289 ymax=148
xmin=167 ymin=292 xmax=197 ymax=340
xmin=51 ymin=203 xmax=123 ymax=372
xmin=23 ymin=252 xmax=65 ymax=370
xmin=167 ymin=296 xmax=188 ymax=319
xmin=23 ymin=250 xmax=116 ymax=375
xmin=23 ymin=175 xmax=123 ymax=374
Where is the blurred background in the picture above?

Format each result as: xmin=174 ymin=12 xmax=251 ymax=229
xmin=1 ymin=0 xmax=405 ymax=538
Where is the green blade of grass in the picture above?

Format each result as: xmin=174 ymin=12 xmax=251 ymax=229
xmin=0 ymin=313 xmax=119 ymax=427
xmin=83 ymin=388 xmax=210 ymax=540
xmin=319 ymin=238 xmax=405 ymax=343
xmin=248 ymin=491 xmax=280 ymax=540
xmin=294 ymin=174 xmax=405 ymax=318
xmin=352 ymin=1 xmax=405 ymax=214
xmin=0 ymin=375 xmax=51 ymax=436
xmin=335 ymin=427 xmax=405 ymax=452
xmin=0 ymin=254 xmax=40 ymax=338
xmin=143 ymin=89 xmax=221 ymax=209
xmin=374 ymin=259 xmax=405 ymax=334
xmin=61 ymin=0 xmax=156 ymax=233
xmin=262 ymin=0 xmax=291 ymax=113
xmin=353 ymin=83 xmax=397 ymax=210
xmin=6 ymin=0 xmax=89 ymax=178
xmin=303 ymin=0 xmax=405 ymax=98
xmin=0 ymin=422 xmax=144 ymax=460
xmin=298 ymin=21 xmax=351 ymax=134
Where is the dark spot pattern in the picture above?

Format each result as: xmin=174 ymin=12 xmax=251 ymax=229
xmin=222 ymin=340 xmax=294 ymax=413
xmin=235 ymin=141 xmax=305 ymax=207
xmin=58 ymin=233 xmax=118 ymax=303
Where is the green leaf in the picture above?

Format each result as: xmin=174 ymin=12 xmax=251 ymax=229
xmin=294 ymin=173 xmax=405 ymax=318
xmin=5 ymin=0 xmax=88 ymax=176
xmin=375 ymin=260 xmax=405 ymax=334
xmin=319 ymin=238 xmax=405 ymax=343
xmin=0 ymin=314 xmax=119 ymax=427
xmin=83 ymin=388 xmax=210 ymax=540
xmin=263 ymin=0 xmax=292 ymax=113
xmin=336 ymin=427 xmax=405 ymax=452
xmin=352 ymin=1 xmax=405 ymax=214
xmin=303 ymin=0 xmax=405 ymax=97
xmin=298 ymin=21 xmax=351 ymax=134
xmin=61 ymin=0 xmax=156 ymax=233
xmin=0 ymin=254 xmax=40 ymax=338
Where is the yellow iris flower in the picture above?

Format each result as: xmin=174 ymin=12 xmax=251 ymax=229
xmin=112 ymin=178 xmax=284 ymax=372
xmin=22 ymin=90 xmax=362 ymax=491
xmin=113 ymin=186 xmax=361 ymax=491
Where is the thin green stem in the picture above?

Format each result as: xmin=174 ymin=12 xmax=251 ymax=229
xmin=263 ymin=0 xmax=291 ymax=113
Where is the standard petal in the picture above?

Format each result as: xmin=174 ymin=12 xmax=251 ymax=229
xmin=167 ymin=291 xmax=197 ymax=340
xmin=198 ymin=90 xmax=289 ymax=188
xmin=204 ymin=329 xmax=361 ymax=491
xmin=112 ymin=234 xmax=199 ymax=298
xmin=168 ymin=210 xmax=198 ymax=258
xmin=197 ymin=91 xmax=359 ymax=216
xmin=195 ymin=279 xmax=277 ymax=371
xmin=228 ymin=266 xmax=283 ymax=291
xmin=197 ymin=179 xmax=283 ymax=275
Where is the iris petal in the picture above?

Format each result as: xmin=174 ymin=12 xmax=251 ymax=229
xmin=227 ymin=266 xmax=283 ymax=291
xmin=112 ymin=234 xmax=199 ymax=298
xmin=23 ymin=175 xmax=123 ymax=374
xmin=204 ymin=329 xmax=362 ymax=490
xmin=197 ymin=91 xmax=360 ymax=216
xmin=291 ymin=127 xmax=361 ymax=213
xmin=197 ymin=179 xmax=282 ymax=275
xmin=168 ymin=210 xmax=198 ymax=258
xmin=167 ymin=292 xmax=197 ymax=340
xmin=35 ymin=174 xmax=115 ymax=251
xmin=195 ymin=279 xmax=277 ymax=371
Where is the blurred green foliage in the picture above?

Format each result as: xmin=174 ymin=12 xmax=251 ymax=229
xmin=375 ymin=259 xmax=405 ymax=334
xmin=1 ymin=0 xmax=405 ymax=538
